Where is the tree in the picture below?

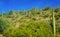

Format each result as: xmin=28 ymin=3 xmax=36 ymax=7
xmin=43 ymin=6 xmax=50 ymax=11
xmin=9 ymin=10 xmax=14 ymax=15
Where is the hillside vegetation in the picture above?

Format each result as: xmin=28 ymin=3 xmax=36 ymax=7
xmin=0 ymin=7 xmax=60 ymax=37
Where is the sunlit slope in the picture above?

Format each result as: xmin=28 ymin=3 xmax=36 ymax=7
xmin=0 ymin=7 xmax=60 ymax=37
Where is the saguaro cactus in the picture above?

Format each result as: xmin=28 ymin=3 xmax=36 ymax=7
xmin=2 ymin=11 xmax=3 ymax=18
xmin=52 ymin=9 xmax=56 ymax=37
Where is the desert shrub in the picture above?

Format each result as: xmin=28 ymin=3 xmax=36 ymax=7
xmin=0 ymin=18 xmax=8 ymax=34
xmin=4 ymin=21 xmax=53 ymax=37
xmin=30 ymin=8 xmax=38 ymax=16
xmin=54 ymin=8 xmax=59 ymax=12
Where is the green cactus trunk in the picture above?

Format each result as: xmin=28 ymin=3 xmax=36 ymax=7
xmin=52 ymin=9 xmax=56 ymax=37
xmin=2 ymin=11 xmax=3 ymax=18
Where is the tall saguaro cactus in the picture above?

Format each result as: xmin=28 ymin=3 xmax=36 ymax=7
xmin=2 ymin=11 xmax=3 ymax=18
xmin=52 ymin=9 xmax=56 ymax=37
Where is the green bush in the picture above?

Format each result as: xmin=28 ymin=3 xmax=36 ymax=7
xmin=0 ymin=18 xmax=8 ymax=34
xmin=4 ymin=21 xmax=53 ymax=37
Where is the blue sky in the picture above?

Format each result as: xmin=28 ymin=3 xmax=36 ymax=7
xmin=0 ymin=0 xmax=60 ymax=13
